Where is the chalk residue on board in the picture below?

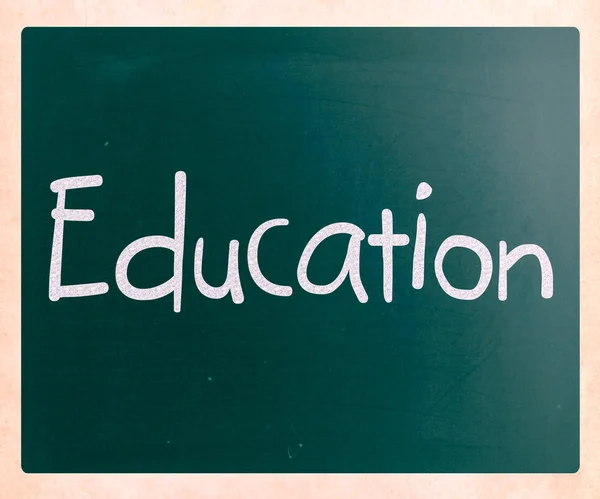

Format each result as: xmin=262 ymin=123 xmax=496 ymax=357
xmin=287 ymin=423 xmax=303 ymax=459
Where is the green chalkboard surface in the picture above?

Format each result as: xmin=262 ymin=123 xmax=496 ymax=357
xmin=22 ymin=28 xmax=579 ymax=473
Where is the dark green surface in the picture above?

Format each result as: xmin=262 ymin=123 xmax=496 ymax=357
xmin=22 ymin=28 xmax=579 ymax=473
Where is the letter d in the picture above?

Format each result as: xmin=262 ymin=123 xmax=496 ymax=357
xmin=115 ymin=171 xmax=186 ymax=312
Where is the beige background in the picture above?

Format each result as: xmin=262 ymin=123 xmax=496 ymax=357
xmin=1 ymin=1 xmax=597 ymax=497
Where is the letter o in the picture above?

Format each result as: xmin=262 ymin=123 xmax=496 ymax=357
xmin=434 ymin=235 xmax=493 ymax=300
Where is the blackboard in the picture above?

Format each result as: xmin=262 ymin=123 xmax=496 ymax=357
xmin=21 ymin=27 xmax=579 ymax=473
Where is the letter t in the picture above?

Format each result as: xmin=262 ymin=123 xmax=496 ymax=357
xmin=368 ymin=209 xmax=410 ymax=303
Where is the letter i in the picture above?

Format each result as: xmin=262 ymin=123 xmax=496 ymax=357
xmin=412 ymin=182 xmax=432 ymax=290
